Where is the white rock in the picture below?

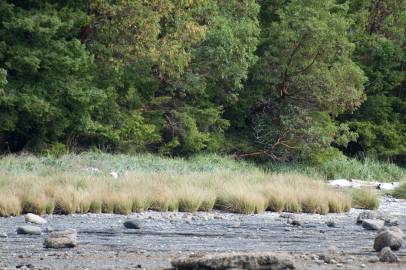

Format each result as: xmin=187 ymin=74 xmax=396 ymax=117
xmin=110 ymin=171 xmax=118 ymax=178
xmin=25 ymin=213 xmax=47 ymax=225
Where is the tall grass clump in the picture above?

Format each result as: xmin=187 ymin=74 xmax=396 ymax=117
xmin=350 ymin=188 xmax=379 ymax=210
xmin=0 ymin=153 xmax=358 ymax=216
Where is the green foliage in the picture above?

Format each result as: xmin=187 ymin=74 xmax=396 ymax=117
xmin=240 ymin=0 xmax=366 ymax=160
xmin=339 ymin=0 xmax=406 ymax=163
xmin=0 ymin=0 xmax=405 ymax=166
xmin=266 ymin=156 xmax=406 ymax=182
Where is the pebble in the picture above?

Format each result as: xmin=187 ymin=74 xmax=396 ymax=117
xmin=25 ymin=213 xmax=47 ymax=225
xmin=123 ymin=220 xmax=141 ymax=229
xmin=16 ymin=225 xmax=41 ymax=235
xmin=326 ymin=220 xmax=337 ymax=227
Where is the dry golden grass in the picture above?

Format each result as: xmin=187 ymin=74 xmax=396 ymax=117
xmin=0 ymin=170 xmax=353 ymax=216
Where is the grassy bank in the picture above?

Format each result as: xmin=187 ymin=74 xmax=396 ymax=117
xmin=266 ymin=156 xmax=406 ymax=182
xmin=0 ymin=153 xmax=354 ymax=216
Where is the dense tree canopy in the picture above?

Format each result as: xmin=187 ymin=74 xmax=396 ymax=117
xmin=0 ymin=0 xmax=404 ymax=165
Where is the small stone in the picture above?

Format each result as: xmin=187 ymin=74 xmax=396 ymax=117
xmin=379 ymin=247 xmax=399 ymax=263
xmin=360 ymin=264 xmax=366 ymax=268
xmin=25 ymin=213 xmax=47 ymax=225
xmin=384 ymin=218 xmax=399 ymax=227
xmin=319 ymin=246 xmax=340 ymax=264
xmin=362 ymin=219 xmax=384 ymax=230
xmin=374 ymin=227 xmax=404 ymax=251
xmin=326 ymin=220 xmax=337 ymax=227
xmin=44 ymin=229 xmax=77 ymax=249
xmin=368 ymin=256 xmax=379 ymax=263
xmin=231 ymin=223 xmax=241 ymax=229
xmin=356 ymin=211 xmax=385 ymax=224
xmin=290 ymin=216 xmax=301 ymax=226
xmin=0 ymin=233 xmax=7 ymax=238
xmin=16 ymin=225 xmax=41 ymax=235
xmin=123 ymin=220 xmax=141 ymax=229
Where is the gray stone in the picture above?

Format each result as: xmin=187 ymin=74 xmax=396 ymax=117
xmin=357 ymin=211 xmax=378 ymax=224
xmin=0 ymin=232 xmax=7 ymax=238
xmin=123 ymin=220 xmax=141 ymax=229
xmin=25 ymin=213 xmax=47 ymax=225
xmin=171 ymin=252 xmax=295 ymax=270
xmin=290 ymin=216 xmax=301 ymax=226
xmin=379 ymin=247 xmax=399 ymax=263
xmin=319 ymin=246 xmax=340 ymax=264
xmin=384 ymin=218 xmax=399 ymax=227
xmin=362 ymin=219 xmax=385 ymax=230
xmin=374 ymin=227 xmax=404 ymax=251
xmin=368 ymin=256 xmax=379 ymax=263
xmin=326 ymin=220 xmax=337 ymax=228
xmin=16 ymin=225 xmax=41 ymax=235
xmin=44 ymin=229 xmax=77 ymax=249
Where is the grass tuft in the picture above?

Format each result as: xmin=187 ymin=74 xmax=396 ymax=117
xmin=350 ymin=188 xmax=379 ymax=210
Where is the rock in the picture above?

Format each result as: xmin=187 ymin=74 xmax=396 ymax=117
xmin=357 ymin=211 xmax=378 ymax=224
xmin=279 ymin=213 xmax=294 ymax=219
xmin=0 ymin=233 xmax=7 ymax=238
xmin=25 ymin=213 xmax=47 ymax=225
xmin=362 ymin=219 xmax=384 ymax=230
xmin=43 ymin=226 xmax=54 ymax=233
xmin=16 ymin=225 xmax=41 ymax=235
xmin=319 ymin=246 xmax=340 ymax=264
xmin=379 ymin=247 xmax=399 ymax=263
xmin=368 ymin=256 xmax=379 ymax=263
xmin=326 ymin=220 xmax=337 ymax=228
xmin=123 ymin=220 xmax=141 ymax=229
xmin=44 ymin=229 xmax=77 ymax=249
xmin=171 ymin=252 xmax=295 ymax=270
xmin=384 ymin=218 xmax=399 ymax=227
xmin=374 ymin=227 xmax=404 ymax=251
xmin=290 ymin=216 xmax=301 ymax=226
xmin=231 ymin=223 xmax=241 ymax=229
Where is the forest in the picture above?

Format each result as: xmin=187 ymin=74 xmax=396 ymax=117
xmin=0 ymin=0 xmax=405 ymax=166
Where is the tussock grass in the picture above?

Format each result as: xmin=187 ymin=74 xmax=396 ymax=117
xmin=0 ymin=154 xmax=357 ymax=216
xmin=350 ymin=188 xmax=379 ymax=210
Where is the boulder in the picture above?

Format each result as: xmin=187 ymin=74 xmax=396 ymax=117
xmin=374 ymin=227 xmax=404 ymax=251
xmin=362 ymin=219 xmax=384 ymax=230
xmin=379 ymin=247 xmax=399 ymax=263
xmin=25 ymin=213 xmax=47 ymax=225
xmin=123 ymin=220 xmax=141 ymax=229
xmin=171 ymin=252 xmax=295 ymax=270
xmin=16 ymin=225 xmax=41 ymax=235
xmin=44 ymin=229 xmax=77 ymax=249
